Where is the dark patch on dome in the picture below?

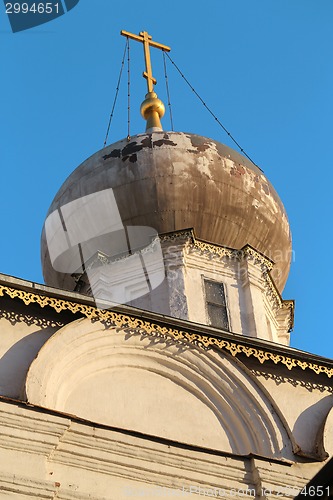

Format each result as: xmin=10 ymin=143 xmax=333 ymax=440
xmin=103 ymin=137 xmax=152 ymax=162
xmin=102 ymin=149 xmax=121 ymax=160
xmin=153 ymin=138 xmax=177 ymax=147
xmin=196 ymin=143 xmax=210 ymax=152
xmin=122 ymin=154 xmax=137 ymax=163
xmin=42 ymin=131 xmax=291 ymax=293
xmin=188 ymin=134 xmax=212 ymax=150
xmin=140 ymin=136 xmax=153 ymax=148
xmin=122 ymin=141 xmax=144 ymax=157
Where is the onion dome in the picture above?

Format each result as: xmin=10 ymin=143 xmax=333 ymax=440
xmin=41 ymin=29 xmax=291 ymax=296
xmin=41 ymin=131 xmax=291 ymax=293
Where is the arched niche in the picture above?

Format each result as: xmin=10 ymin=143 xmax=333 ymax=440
xmin=25 ymin=317 xmax=293 ymax=459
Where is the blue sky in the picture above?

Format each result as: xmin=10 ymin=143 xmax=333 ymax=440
xmin=1 ymin=0 xmax=332 ymax=358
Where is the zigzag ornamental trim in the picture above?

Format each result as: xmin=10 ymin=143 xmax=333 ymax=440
xmin=242 ymin=246 xmax=274 ymax=271
xmin=0 ymin=284 xmax=331 ymax=378
xmin=161 ymin=230 xmax=274 ymax=271
xmin=190 ymin=240 xmax=236 ymax=261
xmin=0 ymin=285 xmax=100 ymax=319
xmin=163 ymin=231 xmax=294 ymax=331
xmin=160 ymin=229 xmax=195 ymax=244
xmin=161 ymin=230 xmax=280 ymax=289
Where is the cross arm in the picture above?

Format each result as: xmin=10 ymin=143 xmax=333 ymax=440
xmin=120 ymin=30 xmax=171 ymax=52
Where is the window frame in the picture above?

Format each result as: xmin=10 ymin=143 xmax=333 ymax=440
xmin=203 ymin=278 xmax=231 ymax=332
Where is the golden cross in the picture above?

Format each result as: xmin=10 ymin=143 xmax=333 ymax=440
xmin=121 ymin=30 xmax=171 ymax=93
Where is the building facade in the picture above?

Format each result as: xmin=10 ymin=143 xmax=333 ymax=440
xmin=0 ymin=31 xmax=332 ymax=499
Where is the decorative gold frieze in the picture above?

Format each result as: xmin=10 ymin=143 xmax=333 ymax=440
xmin=161 ymin=230 xmax=294 ymax=332
xmin=0 ymin=283 xmax=331 ymax=378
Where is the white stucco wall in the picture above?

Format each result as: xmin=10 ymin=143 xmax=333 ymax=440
xmin=133 ymin=236 xmax=293 ymax=345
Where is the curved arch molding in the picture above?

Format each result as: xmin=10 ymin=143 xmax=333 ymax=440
xmin=25 ymin=318 xmax=293 ymax=459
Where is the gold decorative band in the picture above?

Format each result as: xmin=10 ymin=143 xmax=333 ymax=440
xmin=0 ymin=284 xmax=330 ymax=378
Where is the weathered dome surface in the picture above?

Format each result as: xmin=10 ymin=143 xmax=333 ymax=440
xmin=41 ymin=132 xmax=291 ymax=292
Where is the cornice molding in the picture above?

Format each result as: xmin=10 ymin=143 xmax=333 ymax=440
xmin=161 ymin=229 xmax=294 ymax=331
xmin=0 ymin=400 xmax=294 ymax=497
xmin=0 ymin=399 xmax=316 ymax=495
xmin=0 ymin=283 xmax=330 ymax=379
xmin=161 ymin=229 xmax=274 ymax=270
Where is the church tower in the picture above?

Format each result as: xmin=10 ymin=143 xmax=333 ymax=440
xmin=41 ymin=30 xmax=293 ymax=346
xmin=0 ymin=30 xmax=332 ymax=498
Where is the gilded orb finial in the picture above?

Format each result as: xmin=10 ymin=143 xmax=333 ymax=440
xmin=140 ymin=92 xmax=165 ymax=132
xmin=121 ymin=30 xmax=171 ymax=132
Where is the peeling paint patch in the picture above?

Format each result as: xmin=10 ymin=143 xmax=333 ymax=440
xmin=140 ymin=137 xmax=152 ymax=148
xmin=102 ymin=149 xmax=121 ymax=160
xmin=196 ymin=156 xmax=212 ymax=179
xmin=196 ymin=143 xmax=210 ymax=152
xmin=104 ymin=139 xmax=152 ymax=162
xmin=188 ymin=135 xmax=212 ymax=151
xmin=122 ymin=153 xmax=138 ymax=163
xmin=153 ymin=138 xmax=177 ymax=147
xmin=230 ymin=165 xmax=247 ymax=178
xmin=122 ymin=141 xmax=144 ymax=157
xmin=230 ymin=166 xmax=242 ymax=178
